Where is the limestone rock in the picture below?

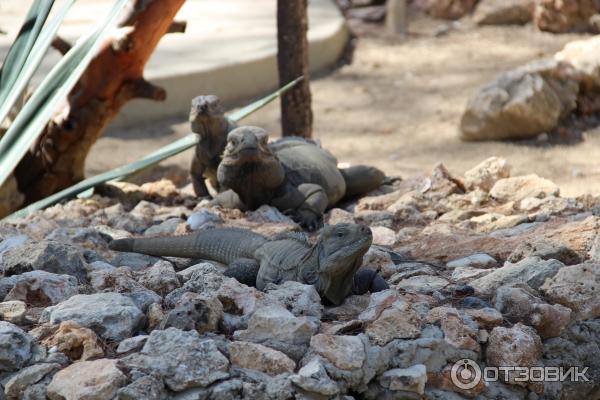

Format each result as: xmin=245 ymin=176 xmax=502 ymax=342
xmin=229 ymin=341 xmax=296 ymax=376
xmin=507 ymin=238 xmax=581 ymax=265
xmin=1 ymin=241 xmax=86 ymax=280
xmin=427 ymin=307 xmax=480 ymax=352
xmin=290 ymin=358 xmax=340 ymax=396
xmin=233 ymin=305 xmax=318 ymax=361
xmin=555 ymin=35 xmax=600 ymax=87
xmin=116 ymin=374 xmax=166 ymax=400
xmin=4 ymin=362 xmax=61 ymax=399
xmin=42 ymin=293 xmax=144 ymax=341
xmin=474 ymin=0 xmax=533 ymax=25
xmin=47 ymin=359 xmax=126 ymax=400
xmin=490 ymin=174 xmax=560 ymax=202
xmin=486 ymin=323 xmax=543 ymax=386
xmin=119 ymin=328 xmax=229 ymax=391
xmin=136 ymin=260 xmax=180 ymax=296
xmin=363 ymin=298 xmax=422 ymax=345
xmin=470 ymin=257 xmax=563 ymax=296
xmin=265 ymin=281 xmax=323 ymax=319
xmin=2 ymin=270 xmax=78 ymax=307
xmin=395 ymin=275 xmax=449 ymax=294
xmin=378 ymin=364 xmax=427 ymax=395
xmin=371 ymin=226 xmax=397 ymax=247
xmin=534 ymin=0 xmax=599 ymax=33
xmin=494 ymin=285 xmax=572 ymax=338
xmin=187 ymin=209 xmax=223 ymax=230
xmin=459 ymin=68 xmax=573 ymax=141
xmin=0 ymin=321 xmax=33 ymax=372
xmin=310 ymin=334 xmax=366 ymax=370
xmin=540 ymin=263 xmax=600 ymax=320
xmin=161 ymin=292 xmax=223 ymax=333
xmin=89 ymin=267 xmax=161 ymax=312
xmin=446 ymin=253 xmax=498 ymax=269
xmin=44 ymin=320 xmax=104 ymax=361
xmin=116 ymin=335 xmax=148 ymax=354
xmin=0 ymin=300 xmax=26 ymax=324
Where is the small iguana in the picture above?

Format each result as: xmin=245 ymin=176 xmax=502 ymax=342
xmin=109 ymin=223 xmax=388 ymax=305
xmin=189 ymin=95 xmax=237 ymax=197
xmin=214 ymin=126 xmax=386 ymax=230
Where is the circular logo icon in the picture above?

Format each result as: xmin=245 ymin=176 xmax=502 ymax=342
xmin=451 ymin=359 xmax=482 ymax=390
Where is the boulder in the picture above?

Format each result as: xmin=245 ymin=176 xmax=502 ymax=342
xmin=494 ymin=285 xmax=572 ymax=338
xmin=540 ymin=263 xmax=600 ymax=320
xmin=233 ymin=305 xmax=318 ymax=361
xmin=1 ymin=241 xmax=86 ymax=280
xmin=47 ymin=359 xmax=126 ymax=400
xmin=2 ymin=270 xmax=78 ymax=306
xmin=42 ymin=293 xmax=144 ymax=341
xmin=116 ymin=335 xmax=148 ymax=354
xmin=136 ymin=260 xmax=180 ymax=296
xmin=378 ymin=364 xmax=427 ymax=395
xmin=119 ymin=328 xmax=229 ymax=391
xmin=0 ymin=321 xmax=33 ymax=372
xmin=265 ymin=281 xmax=323 ymax=319
xmin=0 ymin=300 xmax=26 ymax=324
xmin=4 ymin=362 xmax=61 ymax=399
xmin=290 ymin=358 xmax=340 ymax=396
xmin=228 ymin=341 xmax=296 ymax=376
xmin=161 ymin=292 xmax=223 ymax=333
xmin=490 ymin=174 xmax=559 ymax=202
xmin=89 ymin=267 xmax=161 ymax=312
xmin=507 ymin=238 xmax=581 ymax=264
xmin=459 ymin=65 xmax=577 ymax=141
xmin=486 ymin=323 xmax=543 ymax=386
xmin=470 ymin=257 xmax=563 ymax=296
xmin=310 ymin=334 xmax=366 ymax=370
xmin=44 ymin=320 xmax=104 ymax=361
xmin=534 ymin=0 xmax=599 ymax=33
xmin=446 ymin=253 xmax=498 ymax=269
xmin=463 ymin=157 xmax=511 ymax=192
xmin=474 ymin=0 xmax=533 ymax=25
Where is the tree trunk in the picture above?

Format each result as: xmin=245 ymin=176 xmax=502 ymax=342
xmin=13 ymin=0 xmax=185 ymax=205
xmin=277 ymin=0 xmax=313 ymax=138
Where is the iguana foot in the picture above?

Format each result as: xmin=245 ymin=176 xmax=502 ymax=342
xmin=224 ymin=258 xmax=260 ymax=287
xmin=352 ymin=268 xmax=389 ymax=295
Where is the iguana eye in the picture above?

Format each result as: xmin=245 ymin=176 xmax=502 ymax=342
xmin=336 ymin=231 xmax=345 ymax=237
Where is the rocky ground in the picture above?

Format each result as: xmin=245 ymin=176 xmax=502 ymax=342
xmin=0 ymin=157 xmax=599 ymax=399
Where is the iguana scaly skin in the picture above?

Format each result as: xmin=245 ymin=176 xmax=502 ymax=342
xmin=189 ymin=95 xmax=237 ymax=197
xmin=109 ymin=223 xmax=388 ymax=305
xmin=214 ymin=126 xmax=386 ymax=230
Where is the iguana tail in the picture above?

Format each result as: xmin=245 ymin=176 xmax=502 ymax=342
xmin=109 ymin=228 xmax=267 ymax=264
xmin=340 ymin=165 xmax=385 ymax=199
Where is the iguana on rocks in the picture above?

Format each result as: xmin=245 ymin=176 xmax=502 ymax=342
xmin=109 ymin=223 xmax=388 ymax=305
xmin=189 ymin=95 xmax=237 ymax=197
xmin=214 ymin=126 xmax=385 ymax=230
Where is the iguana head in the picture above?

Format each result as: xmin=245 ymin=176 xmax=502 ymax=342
xmin=315 ymin=223 xmax=373 ymax=305
xmin=217 ymin=126 xmax=285 ymax=208
xmin=189 ymin=95 xmax=227 ymax=137
xmin=221 ymin=126 xmax=273 ymax=163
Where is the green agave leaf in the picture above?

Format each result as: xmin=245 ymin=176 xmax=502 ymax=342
xmin=5 ymin=77 xmax=302 ymax=219
xmin=0 ymin=0 xmax=76 ymax=127
xmin=0 ymin=0 xmax=129 ymax=188
xmin=0 ymin=0 xmax=54 ymax=105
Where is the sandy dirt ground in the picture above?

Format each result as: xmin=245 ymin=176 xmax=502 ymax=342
xmin=87 ymin=14 xmax=600 ymax=197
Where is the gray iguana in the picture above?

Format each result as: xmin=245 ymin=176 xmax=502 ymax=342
xmin=214 ymin=126 xmax=386 ymax=230
xmin=189 ymin=95 xmax=237 ymax=197
xmin=109 ymin=223 xmax=388 ymax=305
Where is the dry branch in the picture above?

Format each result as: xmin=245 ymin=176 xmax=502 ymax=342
xmin=14 ymin=0 xmax=185 ymax=204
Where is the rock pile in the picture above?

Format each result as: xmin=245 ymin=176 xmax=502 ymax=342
xmin=0 ymin=158 xmax=599 ymax=399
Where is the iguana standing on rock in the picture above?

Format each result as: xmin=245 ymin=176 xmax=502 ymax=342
xmin=214 ymin=126 xmax=386 ymax=230
xmin=109 ymin=223 xmax=388 ymax=305
xmin=189 ymin=95 xmax=237 ymax=197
